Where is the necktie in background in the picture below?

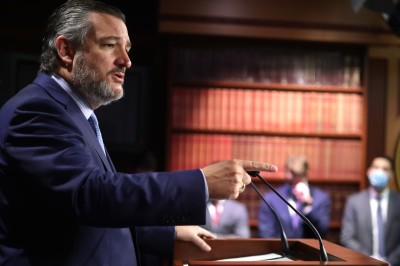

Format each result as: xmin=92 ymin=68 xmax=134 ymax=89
xmin=376 ymin=195 xmax=385 ymax=258
xmin=291 ymin=200 xmax=302 ymax=229
xmin=88 ymin=113 xmax=105 ymax=153
xmin=212 ymin=201 xmax=222 ymax=226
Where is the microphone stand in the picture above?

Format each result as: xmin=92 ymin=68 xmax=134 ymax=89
xmin=247 ymin=171 xmax=329 ymax=262
xmin=250 ymin=182 xmax=290 ymax=254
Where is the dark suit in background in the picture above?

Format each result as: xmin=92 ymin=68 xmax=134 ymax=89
xmin=258 ymin=155 xmax=331 ymax=239
xmin=258 ymin=183 xmax=331 ymax=238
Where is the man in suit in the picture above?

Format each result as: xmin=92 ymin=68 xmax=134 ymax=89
xmin=340 ymin=156 xmax=400 ymax=266
xmin=203 ymin=200 xmax=250 ymax=238
xmin=258 ymin=155 xmax=331 ymax=239
xmin=0 ymin=1 xmax=278 ymax=265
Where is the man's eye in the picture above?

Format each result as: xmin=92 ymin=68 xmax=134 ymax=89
xmin=105 ymin=44 xmax=115 ymax=48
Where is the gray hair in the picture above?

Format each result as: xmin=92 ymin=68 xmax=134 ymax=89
xmin=39 ymin=0 xmax=126 ymax=73
xmin=285 ymin=155 xmax=309 ymax=176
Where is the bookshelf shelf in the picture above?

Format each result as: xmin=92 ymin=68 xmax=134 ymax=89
xmin=173 ymin=80 xmax=366 ymax=94
xmin=165 ymin=38 xmax=366 ymax=243
xmin=171 ymin=129 xmax=362 ymax=140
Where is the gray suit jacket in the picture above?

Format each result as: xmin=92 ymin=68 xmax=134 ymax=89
xmin=203 ymin=200 xmax=250 ymax=238
xmin=340 ymin=189 xmax=400 ymax=266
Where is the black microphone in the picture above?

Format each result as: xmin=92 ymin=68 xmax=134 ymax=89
xmin=247 ymin=171 xmax=329 ymax=262
xmin=249 ymin=182 xmax=290 ymax=255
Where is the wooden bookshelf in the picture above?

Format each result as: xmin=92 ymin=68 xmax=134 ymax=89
xmin=165 ymin=38 xmax=366 ymax=244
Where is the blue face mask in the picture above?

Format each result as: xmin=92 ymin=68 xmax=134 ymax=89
xmin=368 ymin=169 xmax=389 ymax=189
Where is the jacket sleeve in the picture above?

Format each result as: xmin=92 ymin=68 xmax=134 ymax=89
xmin=135 ymin=226 xmax=175 ymax=257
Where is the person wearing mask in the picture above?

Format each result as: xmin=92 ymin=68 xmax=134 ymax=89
xmin=258 ymin=155 xmax=331 ymax=239
xmin=202 ymin=199 xmax=251 ymax=238
xmin=0 ymin=0 xmax=278 ymax=265
xmin=340 ymin=156 xmax=400 ymax=266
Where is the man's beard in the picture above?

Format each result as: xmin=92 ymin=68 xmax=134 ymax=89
xmin=71 ymin=52 xmax=124 ymax=107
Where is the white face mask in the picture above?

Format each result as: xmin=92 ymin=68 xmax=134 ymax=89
xmin=368 ymin=169 xmax=389 ymax=189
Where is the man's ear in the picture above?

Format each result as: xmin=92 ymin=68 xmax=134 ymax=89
xmin=55 ymin=35 xmax=75 ymax=69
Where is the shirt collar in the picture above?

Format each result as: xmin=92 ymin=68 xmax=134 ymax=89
xmin=369 ymin=187 xmax=389 ymax=199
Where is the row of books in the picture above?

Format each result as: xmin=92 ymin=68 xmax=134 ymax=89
xmin=173 ymin=47 xmax=361 ymax=87
xmin=167 ymin=134 xmax=363 ymax=180
xmin=171 ymin=87 xmax=363 ymax=134
xmin=168 ymin=43 xmax=366 ymax=238
xmin=237 ymin=182 xmax=359 ymax=226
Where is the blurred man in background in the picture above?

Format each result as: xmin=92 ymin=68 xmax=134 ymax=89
xmin=340 ymin=156 xmax=400 ymax=266
xmin=258 ymin=155 xmax=331 ymax=239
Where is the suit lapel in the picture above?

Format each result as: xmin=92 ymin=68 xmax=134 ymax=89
xmin=70 ymin=105 xmax=114 ymax=172
xmin=363 ymin=191 xmax=373 ymax=232
xmin=105 ymin=149 xmax=116 ymax=172
xmin=385 ymin=192 xmax=395 ymax=236
xmin=35 ymin=73 xmax=114 ymax=172
xmin=280 ymin=184 xmax=296 ymax=232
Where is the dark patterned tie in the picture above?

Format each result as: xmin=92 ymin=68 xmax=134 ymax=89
xmin=88 ymin=113 xmax=105 ymax=153
xmin=376 ymin=195 xmax=385 ymax=257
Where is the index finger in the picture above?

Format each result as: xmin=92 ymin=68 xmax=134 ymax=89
xmin=238 ymin=160 xmax=278 ymax=172
xmin=193 ymin=236 xmax=212 ymax=252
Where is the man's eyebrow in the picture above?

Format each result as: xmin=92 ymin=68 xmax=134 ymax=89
xmin=100 ymin=36 xmax=132 ymax=48
xmin=100 ymin=36 xmax=119 ymax=41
